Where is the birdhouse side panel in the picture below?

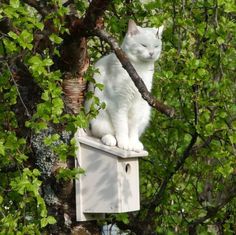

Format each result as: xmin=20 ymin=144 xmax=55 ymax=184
xmin=78 ymin=144 xmax=121 ymax=213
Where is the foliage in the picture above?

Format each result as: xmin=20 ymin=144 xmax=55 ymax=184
xmin=139 ymin=0 xmax=236 ymax=233
xmin=0 ymin=0 xmax=86 ymax=233
xmin=0 ymin=0 xmax=235 ymax=234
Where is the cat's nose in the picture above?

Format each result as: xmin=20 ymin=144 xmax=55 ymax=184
xmin=149 ymin=52 xmax=154 ymax=57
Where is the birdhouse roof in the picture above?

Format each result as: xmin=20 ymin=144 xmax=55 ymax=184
xmin=77 ymin=135 xmax=148 ymax=158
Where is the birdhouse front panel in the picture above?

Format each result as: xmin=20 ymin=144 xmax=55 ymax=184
xmin=117 ymin=158 xmax=140 ymax=212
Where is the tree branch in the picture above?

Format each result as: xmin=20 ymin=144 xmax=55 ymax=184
xmin=93 ymin=28 xmax=175 ymax=118
xmin=117 ymin=131 xmax=198 ymax=234
xmin=5 ymin=62 xmax=31 ymax=117
xmin=0 ymin=17 xmax=14 ymax=34
xmin=62 ymin=0 xmax=74 ymax=7
xmin=61 ymin=0 xmax=111 ymax=73
xmin=147 ymin=131 xmax=198 ymax=215
xmin=82 ymin=0 xmax=111 ymax=29
xmin=189 ymin=175 xmax=236 ymax=234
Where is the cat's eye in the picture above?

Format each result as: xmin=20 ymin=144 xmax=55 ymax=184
xmin=155 ymin=45 xmax=159 ymax=48
xmin=141 ymin=43 xmax=147 ymax=48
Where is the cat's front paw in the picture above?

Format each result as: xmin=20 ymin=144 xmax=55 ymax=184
xmin=129 ymin=140 xmax=144 ymax=152
xmin=117 ymin=136 xmax=130 ymax=150
xmin=101 ymin=134 xmax=117 ymax=146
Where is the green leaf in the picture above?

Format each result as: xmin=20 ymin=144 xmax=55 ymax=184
xmin=229 ymin=133 xmax=236 ymax=144
xmin=10 ymin=0 xmax=20 ymax=8
xmin=85 ymin=91 xmax=94 ymax=99
xmin=25 ymin=120 xmax=31 ymax=128
xmin=0 ymin=141 xmax=5 ymax=156
xmin=100 ymin=102 xmax=106 ymax=109
xmin=41 ymin=91 xmax=50 ymax=101
xmin=16 ymin=154 xmax=28 ymax=163
xmin=197 ymin=68 xmax=207 ymax=77
xmin=95 ymin=83 xmax=104 ymax=91
xmin=43 ymin=58 xmax=53 ymax=66
xmin=40 ymin=215 xmax=56 ymax=228
xmin=217 ymin=36 xmax=225 ymax=45
xmin=217 ymin=163 xmax=233 ymax=178
xmin=49 ymin=33 xmax=63 ymax=44
xmin=205 ymin=123 xmax=214 ymax=135
xmin=115 ymin=213 xmax=129 ymax=224
xmin=28 ymin=55 xmax=43 ymax=66
xmin=35 ymin=22 xmax=44 ymax=31
xmin=18 ymin=30 xmax=33 ymax=49
xmin=32 ymin=169 xmax=41 ymax=176
xmin=56 ymin=168 xmax=85 ymax=181
xmin=40 ymin=218 xmax=48 ymax=228
xmin=3 ymin=38 xmax=18 ymax=52
xmin=8 ymin=31 xmax=18 ymax=39
xmin=0 ymin=9 xmax=3 ymax=20
xmin=47 ymin=216 xmax=56 ymax=225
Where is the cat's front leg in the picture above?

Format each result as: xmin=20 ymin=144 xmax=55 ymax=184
xmin=109 ymin=107 xmax=130 ymax=150
xmin=116 ymin=133 xmax=130 ymax=150
xmin=116 ymin=124 xmax=130 ymax=151
xmin=128 ymin=101 xmax=151 ymax=152
xmin=129 ymin=130 xmax=144 ymax=152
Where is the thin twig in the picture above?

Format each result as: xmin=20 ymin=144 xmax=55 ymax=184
xmin=193 ymin=85 xmax=199 ymax=125
xmin=82 ymin=0 xmax=111 ymax=30
xmin=62 ymin=0 xmax=74 ymax=7
xmin=147 ymin=131 xmax=198 ymax=212
xmin=5 ymin=63 xmax=31 ymax=117
xmin=188 ymin=177 xmax=236 ymax=233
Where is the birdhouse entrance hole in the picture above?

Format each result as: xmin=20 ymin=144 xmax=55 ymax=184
xmin=125 ymin=163 xmax=131 ymax=174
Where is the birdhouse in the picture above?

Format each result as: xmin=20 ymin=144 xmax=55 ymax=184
xmin=75 ymin=130 xmax=148 ymax=221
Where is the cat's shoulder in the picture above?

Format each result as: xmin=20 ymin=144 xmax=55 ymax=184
xmin=95 ymin=53 xmax=118 ymax=67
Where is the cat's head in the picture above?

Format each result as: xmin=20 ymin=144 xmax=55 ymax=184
xmin=121 ymin=20 xmax=164 ymax=63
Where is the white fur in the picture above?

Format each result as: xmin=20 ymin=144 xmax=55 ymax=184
xmin=85 ymin=21 xmax=163 ymax=152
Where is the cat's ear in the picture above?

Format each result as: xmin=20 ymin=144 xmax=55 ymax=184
xmin=156 ymin=25 xmax=164 ymax=39
xmin=127 ymin=20 xmax=140 ymax=36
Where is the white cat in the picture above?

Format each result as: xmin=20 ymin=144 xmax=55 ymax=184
xmin=85 ymin=20 xmax=163 ymax=152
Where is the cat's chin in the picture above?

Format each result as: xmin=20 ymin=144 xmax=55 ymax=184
xmin=139 ymin=57 xmax=157 ymax=63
